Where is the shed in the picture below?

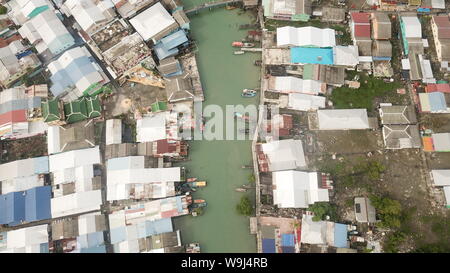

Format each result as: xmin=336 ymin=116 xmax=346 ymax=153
xmin=354 ymin=197 xmax=377 ymax=223
xmin=432 ymin=133 xmax=450 ymax=151
xmin=106 ymin=119 xmax=122 ymax=146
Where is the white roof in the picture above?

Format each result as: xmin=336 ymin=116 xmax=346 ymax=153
xmin=273 ymin=170 xmax=329 ymax=208
xmin=0 ymin=157 xmax=46 ymax=181
xmin=317 ymin=109 xmax=370 ymax=130
xmin=432 ymin=133 xmax=450 ymax=151
xmin=63 ymin=0 xmax=111 ymax=33
xmin=47 ymin=125 xmax=61 ymax=155
xmin=1 ymin=175 xmax=43 ymax=195
xmin=19 ymin=9 xmax=73 ymax=54
xmin=136 ymin=112 xmax=167 ymax=142
xmin=78 ymin=212 xmax=102 ymax=235
xmin=444 ymin=186 xmax=450 ymax=206
xmin=334 ymin=46 xmax=359 ymax=67
xmin=106 ymin=119 xmax=122 ymax=145
xmin=431 ymin=170 xmax=450 ymax=186
xmin=300 ymin=214 xmax=327 ymax=245
xmin=401 ymin=16 xmax=422 ymax=38
xmin=402 ymin=59 xmax=411 ymax=70
xmin=261 ymin=139 xmax=307 ymax=171
xmin=277 ymin=26 xmax=336 ymax=47
xmin=274 ymin=76 xmax=323 ymax=95
xmin=49 ymin=146 xmax=101 ymax=172
xmin=129 ymin=2 xmax=176 ymax=41
xmin=288 ymin=93 xmax=326 ymax=111
xmin=5 ymin=224 xmax=48 ymax=252
xmin=431 ymin=0 xmax=445 ymax=9
xmin=51 ymin=190 xmax=102 ymax=218
xmin=48 ymin=47 xmax=104 ymax=94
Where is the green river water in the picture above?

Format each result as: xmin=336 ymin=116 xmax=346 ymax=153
xmin=172 ymin=4 xmax=260 ymax=253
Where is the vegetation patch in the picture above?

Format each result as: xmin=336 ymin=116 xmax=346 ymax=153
xmin=236 ymin=195 xmax=253 ymax=216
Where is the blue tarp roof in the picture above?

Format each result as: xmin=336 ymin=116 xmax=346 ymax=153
xmin=281 ymin=246 xmax=295 ymax=253
xmin=281 ymin=233 xmax=295 ymax=247
xmin=154 ymin=43 xmax=179 ymax=61
xmin=0 ymin=97 xmax=41 ymax=115
xmin=429 ymin=92 xmax=447 ymax=112
xmin=80 ymin=245 xmax=106 ymax=253
xmin=50 ymin=56 xmax=98 ymax=97
xmin=158 ymin=30 xmax=188 ymax=50
xmin=333 ymin=223 xmax=348 ymax=248
xmin=34 ymin=156 xmax=49 ymax=174
xmin=291 ymin=47 xmax=334 ymax=65
xmin=0 ymin=186 xmax=51 ymax=226
xmin=24 ymin=186 xmax=51 ymax=222
xmin=78 ymin=231 xmax=104 ymax=249
xmin=110 ymin=227 xmax=127 ymax=244
xmin=154 ymin=29 xmax=188 ymax=61
xmin=0 ymin=192 xmax=25 ymax=226
xmin=262 ymin=238 xmax=276 ymax=253
xmin=145 ymin=218 xmax=173 ymax=236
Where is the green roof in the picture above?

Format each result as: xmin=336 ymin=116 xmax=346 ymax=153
xmin=291 ymin=14 xmax=310 ymax=22
xmin=302 ymin=64 xmax=314 ymax=80
xmin=151 ymin=101 xmax=168 ymax=112
xmin=64 ymin=98 xmax=88 ymax=124
xmin=86 ymin=96 xmax=102 ymax=118
xmin=42 ymin=98 xmax=61 ymax=123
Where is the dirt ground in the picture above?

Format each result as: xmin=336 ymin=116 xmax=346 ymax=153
xmin=419 ymin=113 xmax=450 ymax=133
xmin=426 ymin=152 xmax=450 ymax=169
xmin=0 ymin=135 xmax=48 ymax=164
xmin=314 ymin=130 xmax=382 ymax=154
xmin=103 ymin=82 xmax=167 ymax=118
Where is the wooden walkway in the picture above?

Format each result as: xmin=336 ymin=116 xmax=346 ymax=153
xmin=185 ymin=0 xmax=242 ymax=15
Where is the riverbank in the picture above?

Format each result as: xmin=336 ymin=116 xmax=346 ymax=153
xmin=173 ymin=7 xmax=260 ymax=252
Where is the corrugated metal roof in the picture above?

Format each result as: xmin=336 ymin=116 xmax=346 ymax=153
xmin=333 ymin=223 xmax=348 ymax=248
xmin=262 ymin=238 xmax=276 ymax=253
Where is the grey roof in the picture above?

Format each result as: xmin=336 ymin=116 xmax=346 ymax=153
xmin=356 ymin=40 xmax=372 ymax=56
xmin=261 ymin=139 xmax=307 ymax=171
xmin=317 ymin=109 xmax=370 ymax=130
xmin=53 ymin=120 xmax=95 ymax=153
xmin=379 ymin=105 xmax=417 ymax=125
xmin=432 ymin=133 xmax=450 ymax=151
xmin=165 ymin=73 xmax=194 ymax=102
xmin=261 ymin=225 xmax=276 ymax=239
xmin=321 ymin=7 xmax=345 ymax=22
xmin=354 ymin=197 xmax=376 ymax=223
xmin=431 ymin=170 xmax=450 ymax=186
xmin=382 ymin=124 xmax=421 ymax=149
xmin=372 ymin=40 xmax=392 ymax=58
xmin=409 ymin=53 xmax=421 ymax=80
xmin=407 ymin=38 xmax=424 ymax=55
xmin=172 ymin=9 xmax=190 ymax=26
xmin=372 ymin=12 xmax=391 ymax=39
xmin=318 ymin=65 xmax=345 ymax=85
xmin=157 ymin=57 xmax=180 ymax=75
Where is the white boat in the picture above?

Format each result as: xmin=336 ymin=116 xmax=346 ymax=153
xmin=234 ymin=50 xmax=245 ymax=55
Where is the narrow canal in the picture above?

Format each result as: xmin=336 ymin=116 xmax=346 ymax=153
xmin=172 ymin=4 xmax=259 ymax=252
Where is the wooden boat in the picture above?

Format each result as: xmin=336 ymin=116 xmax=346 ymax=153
xmin=194 ymin=199 xmax=206 ymax=204
xmin=232 ymin=41 xmax=243 ymax=47
xmin=225 ymin=5 xmax=237 ymax=10
xmin=234 ymin=50 xmax=245 ymax=55
xmin=192 ymin=181 xmax=207 ymax=187
xmin=186 ymin=177 xmax=197 ymax=182
xmin=235 ymin=187 xmax=248 ymax=192
xmin=241 ymin=165 xmax=253 ymax=169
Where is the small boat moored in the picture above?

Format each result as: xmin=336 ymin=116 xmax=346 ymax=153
xmin=234 ymin=50 xmax=245 ymax=55
xmin=242 ymin=89 xmax=257 ymax=97
xmin=241 ymin=42 xmax=255 ymax=48
xmin=186 ymin=177 xmax=197 ymax=182
xmin=235 ymin=187 xmax=248 ymax=192
xmin=194 ymin=199 xmax=206 ymax=204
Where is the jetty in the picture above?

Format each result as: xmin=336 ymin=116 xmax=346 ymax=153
xmin=185 ymin=0 xmax=243 ymax=15
xmin=241 ymin=48 xmax=262 ymax=52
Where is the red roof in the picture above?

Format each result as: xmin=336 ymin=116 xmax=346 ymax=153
xmin=350 ymin=12 xmax=370 ymax=24
xmin=426 ymin=83 xmax=450 ymax=93
xmin=354 ymin=25 xmax=371 ymax=38
xmin=0 ymin=110 xmax=27 ymax=126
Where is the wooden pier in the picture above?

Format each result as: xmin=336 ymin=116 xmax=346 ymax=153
xmin=185 ymin=0 xmax=243 ymax=15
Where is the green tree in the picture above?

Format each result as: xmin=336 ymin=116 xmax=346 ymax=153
xmin=383 ymin=231 xmax=407 ymax=253
xmin=248 ymin=173 xmax=255 ymax=184
xmin=370 ymin=195 xmax=402 ymax=228
xmin=236 ymin=195 xmax=253 ymax=216
xmin=0 ymin=5 xmax=7 ymax=15
xmin=308 ymin=202 xmax=337 ymax=222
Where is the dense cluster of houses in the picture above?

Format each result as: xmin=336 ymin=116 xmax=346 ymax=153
xmin=256 ymin=0 xmax=450 ymax=253
xmin=0 ymin=0 xmax=202 ymax=253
